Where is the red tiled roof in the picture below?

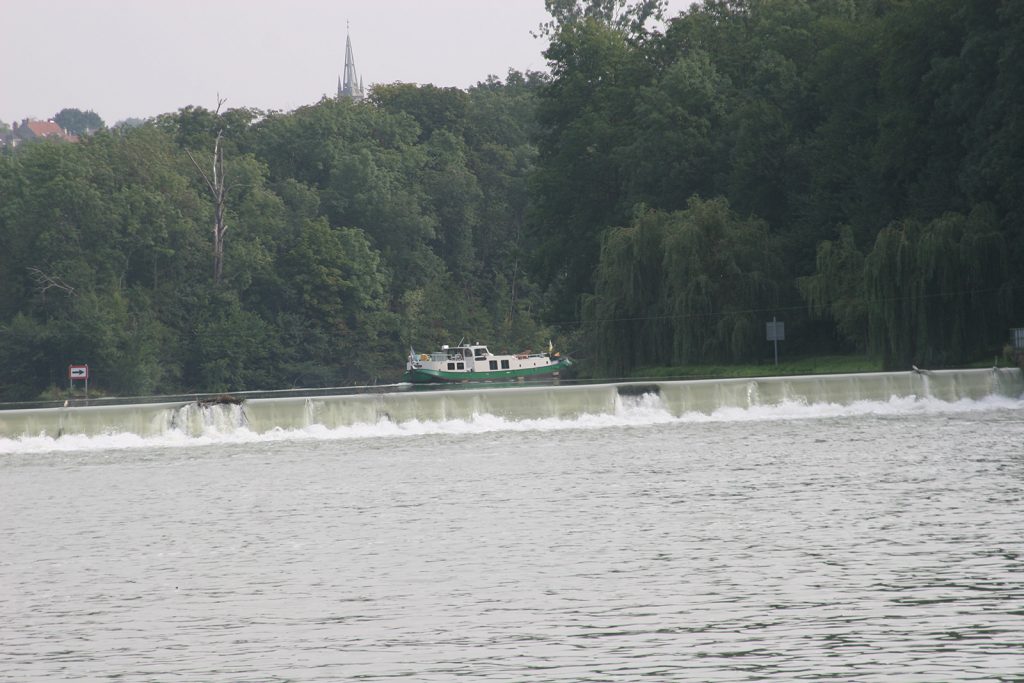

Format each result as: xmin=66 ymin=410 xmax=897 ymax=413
xmin=24 ymin=120 xmax=64 ymax=137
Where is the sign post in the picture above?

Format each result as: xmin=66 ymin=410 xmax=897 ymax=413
xmin=68 ymin=364 xmax=89 ymax=400
xmin=765 ymin=318 xmax=785 ymax=366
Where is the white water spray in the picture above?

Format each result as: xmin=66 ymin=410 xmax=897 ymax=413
xmin=1 ymin=369 xmax=1021 ymax=454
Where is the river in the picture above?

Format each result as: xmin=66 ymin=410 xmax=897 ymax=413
xmin=2 ymin=386 xmax=1023 ymax=681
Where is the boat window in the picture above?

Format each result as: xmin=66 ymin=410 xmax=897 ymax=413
xmin=501 ymin=360 xmax=510 ymax=369
xmin=474 ymin=347 xmax=487 ymax=357
xmin=447 ymin=362 xmax=455 ymax=370
xmin=489 ymin=360 xmax=498 ymax=370
xmin=457 ymin=362 xmax=465 ymax=370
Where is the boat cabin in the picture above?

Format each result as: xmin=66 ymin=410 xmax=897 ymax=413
xmin=431 ymin=344 xmax=500 ymax=371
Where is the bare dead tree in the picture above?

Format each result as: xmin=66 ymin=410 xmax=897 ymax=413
xmin=186 ymin=96 xmax=229 ymax=285
xmin=27 ymin=267 xmax=75 ymax=300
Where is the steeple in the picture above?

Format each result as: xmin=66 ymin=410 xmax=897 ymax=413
xmin=338 ymin=23 xmax=365 ymax=101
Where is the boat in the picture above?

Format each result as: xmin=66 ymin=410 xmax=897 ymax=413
xmin=404 ymin=341 xmax=572 ymax=384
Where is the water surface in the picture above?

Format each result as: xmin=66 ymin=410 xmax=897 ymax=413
xmin=2 ymin=397 xmax=1023 ymax=681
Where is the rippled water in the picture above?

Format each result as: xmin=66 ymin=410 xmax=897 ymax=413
xmin=2 ymin=398 xmax=1023 ymax=681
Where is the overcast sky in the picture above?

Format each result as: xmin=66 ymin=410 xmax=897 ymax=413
xmin=1 ymin=0 xmax=693 ymax=126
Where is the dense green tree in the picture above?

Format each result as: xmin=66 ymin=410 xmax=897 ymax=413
xmin=0 ymin=128 xmax=211 ymax=396
xmin=621 ymin=49 xmax=726 ymax=210
xmin=798 ymin=9 xmax=885 ymax=248
xmin=865 ymin=208 xmax=1010 ymax=369
xmin=113 ymin=117 xmax=146 ymax=130
xmin=0 ymin=313 xmax=54 ymax=400
xmin=463 ymin=72 xmax=547 ymax=347
xmin=421 ymin=129 xmax=482 ymax=278
xmin=661 ymin=197 xmax=783 ymax=365
xmin=539 ymin=0 xmax=665 ymax=36
xmin=370 ymin=83 xmax=469 ymax=141
xmin=797 ymin=226 xmax=868 ymax=351
xmin=251 ymin=98 xmax=440 ymax=295
xmin=530 ymin=14 xmax=648 ymax=314
xmin=276 ymin=217 xmax=390 ymax=377
xmin=584 ymin=197 xmax=782 ymax=374
xmin=53 ymin=108 xmax=105 ymax=136
xmin=190 ymin=291 xmax=275 ymax=392
xmin=583 ymin=206 xmax=672 ymax=376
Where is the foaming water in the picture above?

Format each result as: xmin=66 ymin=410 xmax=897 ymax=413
xmin=2 ymin=369 xmax=1020 ymax=451
xmin=2 ymin=390 xmax=1022 ymax=456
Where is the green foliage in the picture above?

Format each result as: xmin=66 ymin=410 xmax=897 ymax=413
xmin=539 ymin=0 xmax=665 ymax=37
xmin=371 ymin=83 xmax=469 ymax=141
xmin=0 ymin=71 xmax=552 ymax=399
xmin=864 ymin=208 xmax=1010 ymax=369
xmin=584 ymin=198 xmax=782 ymax=375
xmin=662 ymin=197 xmax=782 ymax=364
xmin=191 ymin=292 xmax=275 ymax=392
xmin=535 ymin=0 xmax=1023 ymax=372
xmin=53 ymin=108 xmax=105 ymax=136
xmin=631 ymin=354 xmax=884 ymax=380
xmin=530 ymin=15 xmax=648 ymax=313
xmin=0 ymin=314 xmax=55 ymax=400
xmin=584 ymin=206 xmax=670 ymax=376
xmin=62 ymin=287 xmax=170 ymax=396
xmin=798 ymin=226 xmax=867 ymax=351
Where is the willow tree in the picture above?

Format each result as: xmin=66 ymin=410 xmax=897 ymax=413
xmin=797 ymin=225 xmax=868 ymax=351
xmin=662 ymin=197 xmax=782 ymax=365
xmin=583 ymin=197 xmax=782 ymax=375
xmin=583 ymin=206 xmax=671 ymax=376
xmin=864 ymin=206 xmax=1011 ymax=369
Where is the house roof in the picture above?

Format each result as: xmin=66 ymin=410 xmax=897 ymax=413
xmin=24 ymin=119 xmax=65 ymax=137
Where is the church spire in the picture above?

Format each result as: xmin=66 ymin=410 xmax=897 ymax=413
xmin=338 ymin=23 xmax=364 ymax=101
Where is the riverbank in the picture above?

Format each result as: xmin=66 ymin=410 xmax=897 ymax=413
xmin=625 ymin=353 xmax=1021 ymax=381
xmin=626 ymin=355 xmax=883 ymax=380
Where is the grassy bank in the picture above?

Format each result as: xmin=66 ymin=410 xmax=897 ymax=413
xmin=624 ymin=353 xmax=1021 ymax=381
xmin=627 ymin=355 xmax=884 ymax=380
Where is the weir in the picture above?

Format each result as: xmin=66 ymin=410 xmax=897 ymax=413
xmin=1 ymin=368 xmax=1020 ymax=440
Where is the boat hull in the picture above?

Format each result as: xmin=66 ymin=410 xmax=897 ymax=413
xmin=404 ymin=358 xmax=572 ymax=384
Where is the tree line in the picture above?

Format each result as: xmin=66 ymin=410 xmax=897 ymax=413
xmin=0 ymin=74 xmax=549 ymax=399
xmin=1 ymin=0 xmax=1021 ymax=400
xmin=535 ymin=0 xmax=1022 ymax=375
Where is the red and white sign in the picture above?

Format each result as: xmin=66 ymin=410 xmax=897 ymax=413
xmin=68 ymin=365 xmax=89 ymax=380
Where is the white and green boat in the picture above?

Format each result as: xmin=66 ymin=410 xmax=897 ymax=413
xmin=404 ymin=342 xmax=572 ymax=384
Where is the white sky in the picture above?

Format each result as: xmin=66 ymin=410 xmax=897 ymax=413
xmin=1 ymin=0 xmax=694 ymax=126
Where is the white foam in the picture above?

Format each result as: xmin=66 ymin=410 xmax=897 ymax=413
xmin=679 ymin=393 xmax=1024 ymax=423
xmin=1 ymin=392 xmax=1020 ymax=456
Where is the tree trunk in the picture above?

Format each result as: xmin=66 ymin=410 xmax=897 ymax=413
xmin=188 ymin=130 xmax=228 ymax=286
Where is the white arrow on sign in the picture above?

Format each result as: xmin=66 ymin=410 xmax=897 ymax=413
xmin=69 ymin=365 xmax=89 ymax=379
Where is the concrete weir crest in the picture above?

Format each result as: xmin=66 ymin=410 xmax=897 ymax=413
xmin=1 ymin=368 xmax=1020 ymax=440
